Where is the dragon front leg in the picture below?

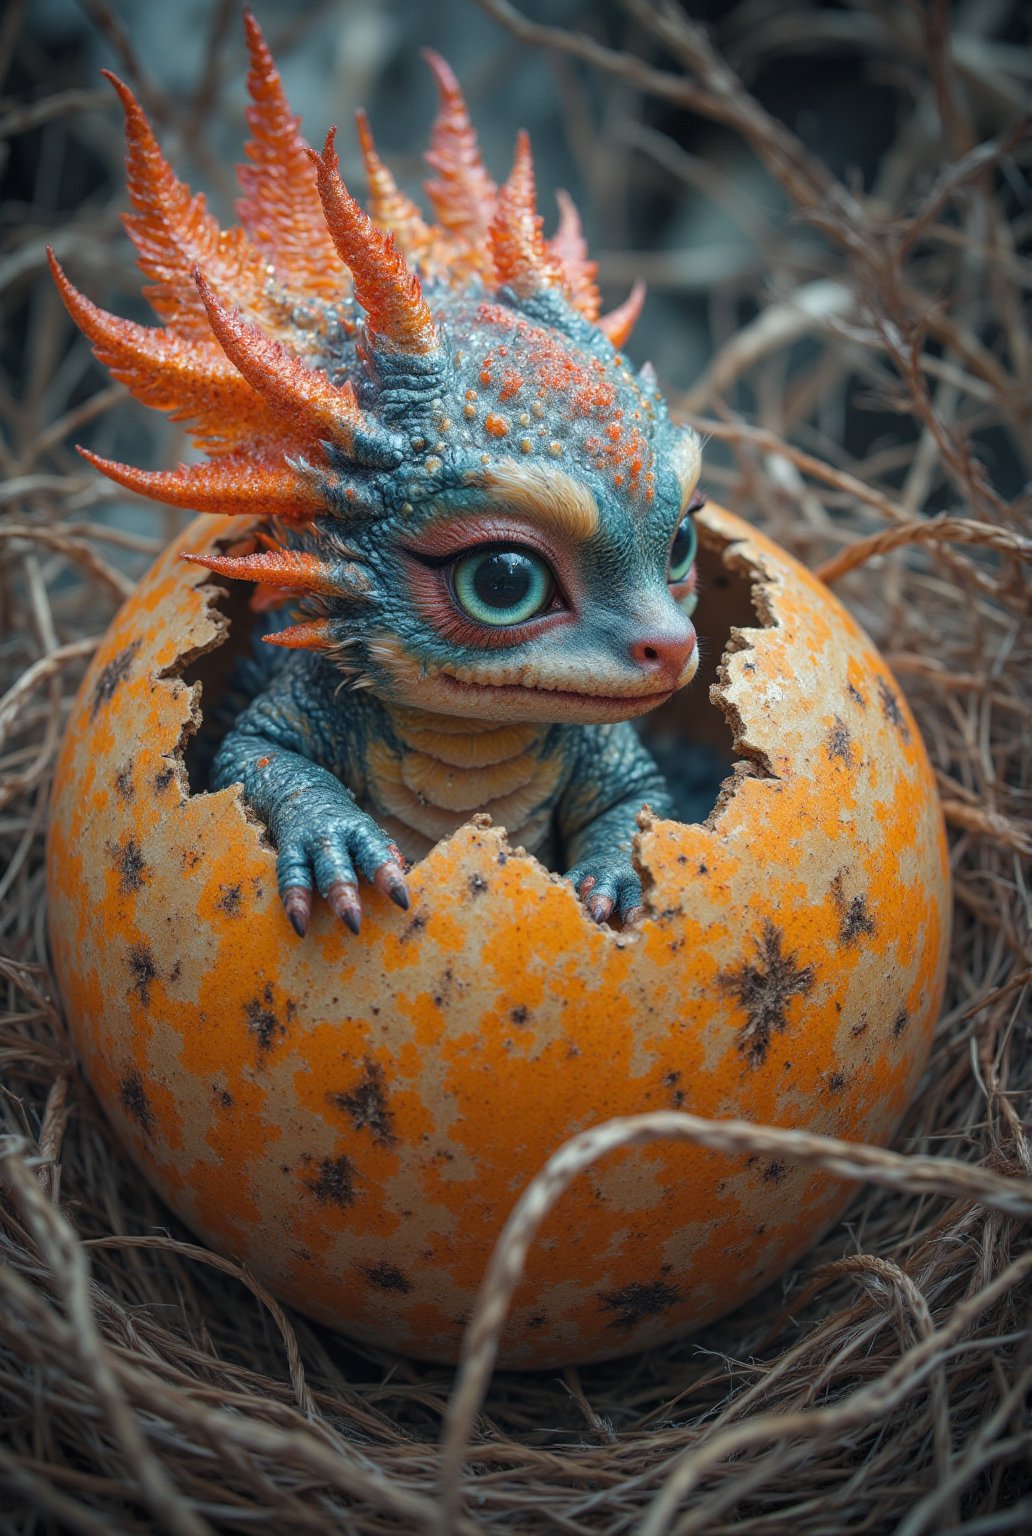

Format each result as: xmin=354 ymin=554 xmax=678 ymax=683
xmin=558 ymin=723 xmax=676 ymax=925
xmin=210 ymin=658 xmax=408 ymax=936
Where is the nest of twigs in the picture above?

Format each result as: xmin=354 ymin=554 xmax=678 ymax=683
xmin=1 ymin=2 xmax=1030 ymax=1533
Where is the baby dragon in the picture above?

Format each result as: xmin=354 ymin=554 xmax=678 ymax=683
xmin=51 ymin=12 xmax=703 ymax=936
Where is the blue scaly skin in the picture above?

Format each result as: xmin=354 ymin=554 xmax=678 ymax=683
xmin=56 ymin=25 xmax=705 ymax=936
xmin=207 ymin=287 xmax=703 ymax=935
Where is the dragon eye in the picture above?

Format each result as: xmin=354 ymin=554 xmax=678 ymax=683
xmin=452 ymin=548 xmax=555 ymax=626
xmin=668 ymin=511 xmax=699 ymax=584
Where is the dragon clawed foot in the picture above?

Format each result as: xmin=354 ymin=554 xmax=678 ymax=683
xmin=277 ymin=808 xmax=409 ymax=937
xmin=567 ymin=856 xmax=643 ymax=927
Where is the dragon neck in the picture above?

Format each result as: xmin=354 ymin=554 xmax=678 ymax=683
xmin=364 ymin=702 xmax=561 ymax=862
xmin=382 ymin=702 xmax=544 ymax=762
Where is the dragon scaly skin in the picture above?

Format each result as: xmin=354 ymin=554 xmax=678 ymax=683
xmin=53 ymin=12 xmax=704 ymax=935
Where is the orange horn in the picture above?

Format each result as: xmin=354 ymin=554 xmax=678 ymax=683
xmin=598 ymin=279 xmax=646 ymax=349
xmin=78 ymin=447 xmax=325 ymax=523
xmin=195 ymin=268 xmax=366 ymax=452
xmin=489 ymin=130 xmax=563 ymax=299
xmin=355 ymin=109 xmax=434 ymax=263
xmin=48 ymin=249 xmax=282 ymax=451
xmin=182 ymin=548 xmax=341 ymax=595
xmin=237 ymin=9 xmax=343 ymax=298
xmin=262 ymin=619 xmax=336 ymax=652
xmin=105 ymin=71 xmax=274 ymax=340
xmin=422 ymin=49 xmax=497 ymax=246
xmin=309 ymin=130 xmax=438 ymax=357
xmin=549 ymin=190 xmax=601 ymax=322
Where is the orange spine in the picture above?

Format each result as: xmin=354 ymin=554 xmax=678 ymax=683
xmin=48 ymin=249 xmax=282 ymax=451
xmin=261 ymin=619 xmax=336 ymax=651
xmin=598 ymin=280 xmax=646 ymax=349
xmin=183 ymin=547 xmax=339 ymax=594
xmin=236 ymin=10 xmax=344 ymax=298
xmin=422 ymin=49 xmax=497 ymax=250
xmin=310 ymin=131 xmax=438 ymax=357
xmin=489 ymin=131 xmax=564 ymax=298
xmin=107 ymin=72 xmax=274 ymax=340
xmin=78 ymin=447 xmax=325 ymax=523
xmin=355 ymin=109 xmax=434 ymax=263
xmin=549 ymin=190 xmax=601 ymax=322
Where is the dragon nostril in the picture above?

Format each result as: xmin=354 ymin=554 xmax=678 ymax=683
xmin=630 ymin=624 xmax=697 ymax=675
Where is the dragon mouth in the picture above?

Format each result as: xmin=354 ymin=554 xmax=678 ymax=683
xmin=434 ymin=642 xmax=699 ymax=717
xmin=441 ymin=676 xmax=676 ymax=707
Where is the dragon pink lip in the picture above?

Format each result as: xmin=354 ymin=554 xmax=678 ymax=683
xmin=435 ymin=673 xmax=679 ymax=709
xmin=437 ymin=641 xmax=699 ymax=709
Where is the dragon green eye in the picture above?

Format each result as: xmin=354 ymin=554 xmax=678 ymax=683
xmin=452 ymin=548 xmax=554 ymax=626
xmin=668 ymin=512 xmax=698 ymax=584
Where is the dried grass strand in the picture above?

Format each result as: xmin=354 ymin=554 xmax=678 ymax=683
xmin=0 ymin=1141 xmax=215 ymax=1536
xmin=815 ymin=516 xmax=1031 ymax=585
xmin=437 ymin=1113 xmax=1032 ymax=1531
xmin=643 ymin=1255 xmax=1032 ymax=1536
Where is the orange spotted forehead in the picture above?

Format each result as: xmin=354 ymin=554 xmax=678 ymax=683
xmin=454 ymin=300 xmax=663 ymax=507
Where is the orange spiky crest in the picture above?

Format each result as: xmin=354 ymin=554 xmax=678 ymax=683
xmin=599 ymin=279 xmax=647 ymax=349
xmin=183 ymin=547 xmax=340 ymax=595
xmin=550 ymin=190 xmax=601 ymax=322
xmin=194 ymin=267 xmax=366 ymax=452
xmin=78 ymin=447 xmax=324 ymax=524
xmin=309 ymin=130 xmax=439 ymax=357
xmin=236 ymin=9 xmax=344 ymax=299
xmin=489 ymin=130 xmax=566 ymax=299
xmin=261 ymin=619 xmax=336 ymax=652
xmin=182 ymin=546 xmax=371 ymax=617
xmin=106 ymin=72 xmax=291 ymax=342
xmin=355 ymin=109 xmax=435 ymax=265
xmin=422 ymin=49 xmax=497 ymax=252
xmin=60 ymin=23 xmax=658 ymax=594
xmin=47 ymin=248 xmax=285 ymax=453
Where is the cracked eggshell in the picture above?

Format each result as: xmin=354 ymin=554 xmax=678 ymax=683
xmin=46 ymin=505 xmax=949 ymax=1368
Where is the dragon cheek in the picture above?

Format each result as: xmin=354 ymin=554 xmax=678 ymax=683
xmin=361 ymin=632 xmax=428 ymax=696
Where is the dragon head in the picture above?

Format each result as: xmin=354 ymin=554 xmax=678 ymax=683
xmin=52 ymin=12 xmax=701 ymax=726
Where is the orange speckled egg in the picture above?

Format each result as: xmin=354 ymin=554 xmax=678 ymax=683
xmin=46 ymin=503 xmax=949 ymax=1367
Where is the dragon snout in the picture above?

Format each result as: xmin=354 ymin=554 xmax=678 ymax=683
xmin=628 ymin=618 xmax=698 ymax=687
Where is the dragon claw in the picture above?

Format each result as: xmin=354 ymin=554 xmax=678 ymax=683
xmin=373 ymin=859 xmax=410 ymax=910
xmin=282 ymin=884 xmax=312 ymax=937
xmin=327 ymin=879 xmax=362 ymax=933
xmin=271 ymin=789 xmax=414 ymax=936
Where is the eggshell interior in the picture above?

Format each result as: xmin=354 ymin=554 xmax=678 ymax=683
xmin=46 ymin=504 xmax=950 ymax=1367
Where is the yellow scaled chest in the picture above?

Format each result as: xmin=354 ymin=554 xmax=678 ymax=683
xmin=365 ymin=709 xmax=564 ymax=861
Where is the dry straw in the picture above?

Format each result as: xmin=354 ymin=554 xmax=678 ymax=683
xmin=2 ymin=1 xmax=1030 ymax=1532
